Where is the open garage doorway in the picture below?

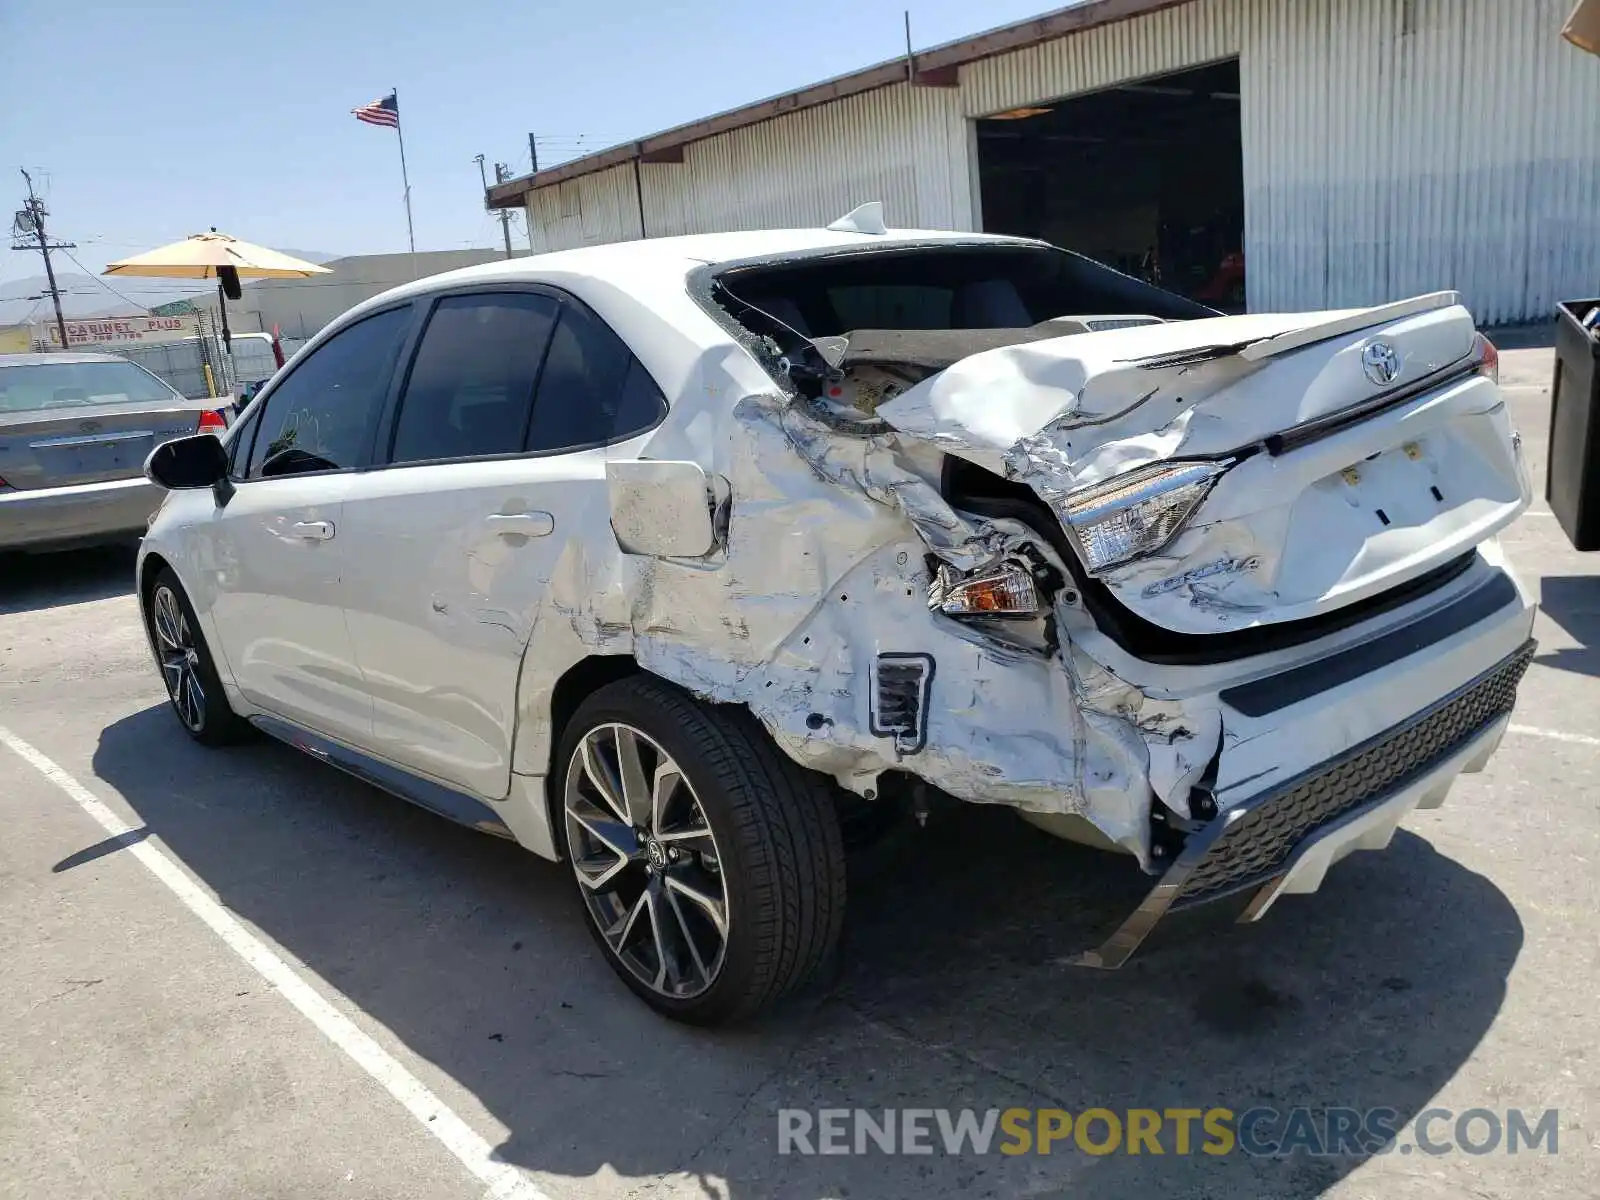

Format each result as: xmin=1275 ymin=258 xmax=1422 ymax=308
xmin=975 ymin=59 xmax=1245 ymax=310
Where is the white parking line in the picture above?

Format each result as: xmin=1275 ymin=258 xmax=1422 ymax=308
xmin=1507 ymin=724 xmax=1600 ymax=748
xmin=0 ymin=723 xmax=550 ymax=1200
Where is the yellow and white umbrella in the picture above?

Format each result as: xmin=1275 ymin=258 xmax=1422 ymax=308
xmin=104 ymin=230 xmax=331 ymax=281
xmin=105 ymin=230 xmax=330 ymax=363
xmin=1566 ymin=0 xmax=1600 ymax=55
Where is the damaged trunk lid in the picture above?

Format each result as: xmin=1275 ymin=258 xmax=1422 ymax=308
xmin=876 ymin=292 xmax=1528 ymax=636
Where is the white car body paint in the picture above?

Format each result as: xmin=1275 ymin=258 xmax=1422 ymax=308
xmin=182 ymin=473 xmax=373 ymax=745
xmin=877 ymin=296 xmax=1526 ymax=634
xmin=335 ymin=442 xmax=628 ymax=799
xmin=139 ymin=225 xmax=1534 ymax=895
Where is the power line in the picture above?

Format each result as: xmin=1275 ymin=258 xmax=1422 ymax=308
xmin=59 ymin=246 xmax=150 ymax=313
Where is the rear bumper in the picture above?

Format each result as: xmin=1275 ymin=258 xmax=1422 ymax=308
xmin=1078 ymin=640 xmax=1534 ymax=968
xmin=1239 ymin=712 xmax=1507 ymax=919
xmin=0 ymin=476 xmax=163 ymax=550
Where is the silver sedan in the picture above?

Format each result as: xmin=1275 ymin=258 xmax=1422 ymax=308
xmin=0 ymin=352 xmax=228 ymax=553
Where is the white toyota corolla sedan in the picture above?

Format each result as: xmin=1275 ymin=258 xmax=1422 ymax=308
xmin=138 ymin=207 xmax=1535 ymax=1023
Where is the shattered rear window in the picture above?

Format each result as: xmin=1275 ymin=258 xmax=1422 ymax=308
xmin=712 ymin=243 xmax=1215 ymax=341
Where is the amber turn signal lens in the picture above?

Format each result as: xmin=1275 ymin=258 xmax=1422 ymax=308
xmin=935 ymin=560 xmax=1042 ymax=618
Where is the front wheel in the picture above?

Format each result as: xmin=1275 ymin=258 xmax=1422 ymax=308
xmin=556 ymin=676 xmax=846 ymax=1024
xmin=145 ymin=567 xmax=249 ymax=746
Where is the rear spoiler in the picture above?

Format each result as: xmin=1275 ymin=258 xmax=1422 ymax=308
xmin=1238 ymin=291 xmax=1461 ymax=362
xmin=1123 ymin=292 xmax=1462 ymax=374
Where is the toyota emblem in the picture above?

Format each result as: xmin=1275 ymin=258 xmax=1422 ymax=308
xmin=1361 ymin=340 xmax=1401 ymax=386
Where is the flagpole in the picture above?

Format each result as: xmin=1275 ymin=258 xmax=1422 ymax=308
xmin=393 ymin=86 xmax=417 ymax=280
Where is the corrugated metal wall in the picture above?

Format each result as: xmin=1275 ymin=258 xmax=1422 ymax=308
xmin=644 ymin=84 xmax=971 ymax=237
xmin=524 ymin=0 xmax=1600 ymax=323
xmin=1241 ymin=0 xmax=1600 ymax=323
xmin=526 ymin=84 xmax=970 ymax=249
xmin=960 ymin=0 xmax=1242 ymax=117
xmin=527 ymin=164 xmax=640 ymax=250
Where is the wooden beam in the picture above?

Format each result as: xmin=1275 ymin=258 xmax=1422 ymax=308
xmin=911 ymin=64 xmax=960 ymax=87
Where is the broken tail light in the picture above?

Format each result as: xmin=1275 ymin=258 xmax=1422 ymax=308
xmin=1057 ymin=461 xmax=1227 ymax=574
xmin=196 ymin=409 xmax=228 ymax=434
xmin=1471 ymin=332 xmax=1499 ymax=383
xmin=931 ymin=559 xmax=1043 ymax=618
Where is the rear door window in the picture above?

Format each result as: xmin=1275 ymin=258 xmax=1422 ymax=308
xmin=245 ymin=306 xmax=409 ymax=479
xmin=388 ymin=293 xmax=558 ymax=465
xmin=525 ymin=302 xmax=666 ymax=453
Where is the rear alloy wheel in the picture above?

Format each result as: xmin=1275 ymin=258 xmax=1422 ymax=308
xmin=145 ymin=568 xmax=248 ymax=746
xmin=565 ymin=724 xmax=729 ymax=1000
xmin=557 ymin=676 xmax=846 ymax=1024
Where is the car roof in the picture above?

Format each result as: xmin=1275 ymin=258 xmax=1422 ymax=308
xmin=0 ymin=351 xmax=132 ymax=366
xmin=365 ymin=226 xmax=1036 ymax=309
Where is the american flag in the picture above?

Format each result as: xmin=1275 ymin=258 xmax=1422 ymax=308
xmin=352 ymin=92 xmax=399 ymax=128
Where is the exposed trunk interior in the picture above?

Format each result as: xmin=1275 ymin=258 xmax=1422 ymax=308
xmin=976 ymin=59 xmax=1246 ymax=310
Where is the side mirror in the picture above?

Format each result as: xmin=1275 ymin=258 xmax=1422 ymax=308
xmin=146 ymin=433 xmax=229 ymax=490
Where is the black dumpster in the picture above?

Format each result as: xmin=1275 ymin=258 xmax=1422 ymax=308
xmin=1547 ymin=298 xmax=1600 ymax=550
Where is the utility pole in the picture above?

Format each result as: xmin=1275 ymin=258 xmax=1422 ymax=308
xmin=525 ymin=136 xmax=539 ymax=254
xmin=493 ymin=163 xmax=514 ymax=259
xmin=474 ymin=155 xmax=514 ymax=260
xmin=11 ymin=169 xmax=73 ymax=351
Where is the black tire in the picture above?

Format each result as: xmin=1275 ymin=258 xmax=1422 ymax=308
xmin=144 ymin=567 xmax=250 ymax=746
xmin=555 ymin=675 xmax=846 ymax=1025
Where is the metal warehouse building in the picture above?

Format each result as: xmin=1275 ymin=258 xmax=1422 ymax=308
xmin=487 ymin=0 xmax=1600 ymax=325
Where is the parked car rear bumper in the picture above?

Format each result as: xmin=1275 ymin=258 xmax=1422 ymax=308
xmin=0 ymin=476 xmax=164 ymax=551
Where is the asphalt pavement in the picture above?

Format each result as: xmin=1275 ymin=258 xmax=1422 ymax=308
xmin=1 ymin=342 xmax=1595 ymax=1199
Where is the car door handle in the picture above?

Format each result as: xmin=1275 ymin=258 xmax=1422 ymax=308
xmin=291 ymin=520 xmax=335 ymax=541
xmin=485 ymin=512 xmax=554 ymax=538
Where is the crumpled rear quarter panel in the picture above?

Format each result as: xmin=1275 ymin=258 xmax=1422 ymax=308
xmin=516 ymin=386 xmax=1161 ymax=860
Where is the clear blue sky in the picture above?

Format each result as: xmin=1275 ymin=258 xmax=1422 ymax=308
xmin=1 ymin=0 xmax=1056 ymax=295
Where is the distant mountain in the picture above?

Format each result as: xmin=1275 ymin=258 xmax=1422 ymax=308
xmin=0 ymin=274 xmax=205 ymax=325
xmin=2 ymin=245 xmax=334 ymax=319
xmin=1 ymin=251 xmax=337 ymax=325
